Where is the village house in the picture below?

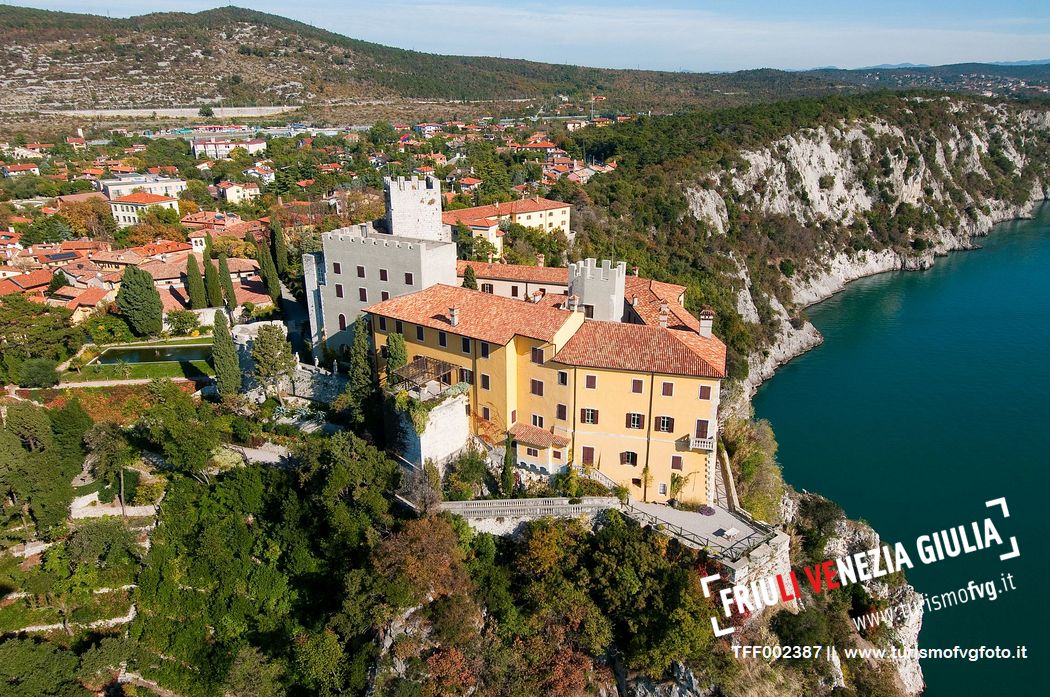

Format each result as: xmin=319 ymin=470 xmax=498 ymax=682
xmin=2 ymin=163 xmax=41 ymax=178
xmin=45 ymin=286 xmax=113 ymax=323
xmin=109 ymin=192 xmax=180 ymax=228
xmin=440 ymin=196 xmax=571 ymax=236
xmin=192 ymin=138 xmax=267 ymax=159
xmin=217 ymin=180 xmax=261 ymax=204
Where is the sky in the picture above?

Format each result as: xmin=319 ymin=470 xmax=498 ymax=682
xmin=12 ymin=0 xmax=1050 ymax=72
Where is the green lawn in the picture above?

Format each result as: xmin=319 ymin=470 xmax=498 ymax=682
xmin=62 ymin=360 xmax=214 ymax=383
xmin=97 ymin=335 xmax=213 ymax=348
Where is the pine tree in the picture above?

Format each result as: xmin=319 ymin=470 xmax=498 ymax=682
xmin=185 ymin=255 xmax=207 ymax=310
xmin=251 ymin=324 xmax=296 ymax=402
xmin=256 ymin=239 xmax=281 ymax=302
xmin=204 ymin=258 xmax=223 ymax=308
xmin=116 ymin=266 xmax=162 ymax=336
xmin=346 ymin=316 xmax=374 ymax=426
xmin=462 ymin=264 xmax=478 ymax=290
xmin=217 ymin=254 xmax=238 ymax=311
xmin=386 ymin=332 xmax=407 ymax=376
xmin=212 ymin=310 xmax=241 ymax=398
xmin=271 ymin=221 xmax=288 ymax=276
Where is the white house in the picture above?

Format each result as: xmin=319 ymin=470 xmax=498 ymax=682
xmin=192 ymin=138 xmax=267 ymax=159
xmin=109 ymin=192 xmax=180 ymax=228
xmin=217 ymin=181 xmax=261 ymax=204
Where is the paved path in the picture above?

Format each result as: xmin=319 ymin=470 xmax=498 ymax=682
xmin=225 ymin=443 xmax=291 ymax=466
xmin=56 ymin=377 xmax=198 ymax=388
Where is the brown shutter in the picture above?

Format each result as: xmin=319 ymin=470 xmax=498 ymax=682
xmin=699 ymin=385 xmax=712 ymax=399
xmin=696 ymin=419 xmax=709 ymax=438
xmin=582 ymin=446 xmax=594 ymax=464
xmin=625 ymin=413 xmax=632 ymax=429
xmin=593 ymin=409 xmax=599 ymax=424
xmin=667 ymin=417 xmax=675 ymax=432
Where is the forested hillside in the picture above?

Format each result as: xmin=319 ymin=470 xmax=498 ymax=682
xmin=1 ymin=5 xmax=1047 ymax=112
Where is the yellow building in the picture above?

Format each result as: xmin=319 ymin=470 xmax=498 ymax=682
xmin=366 ymin=283 xmax=726 ymax=505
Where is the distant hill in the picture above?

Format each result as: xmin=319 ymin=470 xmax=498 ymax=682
xmin=0 ymin=4 xmax=1047 ymax=114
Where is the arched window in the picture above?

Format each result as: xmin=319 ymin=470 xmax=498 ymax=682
xmin=338 ymin=314 xmax=346 ymax=330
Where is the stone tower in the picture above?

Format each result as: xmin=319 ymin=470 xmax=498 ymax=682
xmin=384 ymin=175 xmax=447 ymax=241
xmin=568 ymin=258 xmax=627 ymax=321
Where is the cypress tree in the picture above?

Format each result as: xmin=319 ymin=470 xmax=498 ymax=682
xmin=186 ymin=254 xmax=207 ymax=310
xmin=203 ymin=232 xmax=214 ymax=259
xmin=116 ymin=266 xmax=162 ymax=336
xmin=256 ymin=239 xmax=281 ymax=302
xmin=204 ymin=258 xmax=223 ymax=308
xmin=346 ymin=316 xmax=374 ymax=425
xmin=271 ymin=221 xmax=288 ymax=276
xmin=217 ymin=253 xmax=238 ymax=310
xmin=462 ymin=264 xmax=478 ymax=290
xmin=501 ymin=433 xmax=515 ymax=495
xmin=386 ymin=332 xmax=407 ymax=375
xmin=212 ymin=310 xmax=241 ymax=398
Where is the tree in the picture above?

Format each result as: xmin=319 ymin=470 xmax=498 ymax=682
xmin=342 ymin=316 xmax=374 ymax=426
xmin=204 ymin=257 xmax=224 ymax=308
xmin=46 ymin=269 xmax=68 ymax=296
xmin=21 ymin=215 xmax=74 ymax=245
xmin=462 ymin=263 xmax=478 ymax=290
xmin=385 ymin=332 xmax=407 ymax=376
xmin=212 ymin=310 xmax=242 ymax=399
xmin=226 ymin=646 xmax=284 ymax=697
xmin=251 ymin=324 xmax=296 ymax=401
xmin=166 ymin=309 xmax=199 ymax=336
xmin=141 ymin=380 xmax=220 ymax=483
xmin=116 ymin=265 xmax=163 ymax=336
xmin=204 ymin=231 xmax=214 ymax=259
xmin=198 ymin=104 xmax=215 ymax=117
xmin=0 ymin=295 xmax=79 ymax=384
xmin=256 ymin=239 xmax=281 ymax=302
xmin=18 ymin=358 xmax=59 ymax=388
xmin=185 ymin=254 xmax=207 ymax=310
xmin=272 ymin=220 xmax=289 ymax=276
xmin=0 ymin=638 xmax=82 ymax=696
xmin=218 ymin=253 xmax=238 ymax=310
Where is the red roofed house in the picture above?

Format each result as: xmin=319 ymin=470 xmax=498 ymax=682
xmin=0 ymin=268 xmax=53 ymax=299
xmin=46 ymin=286 xmax=113 ymax=323
xmin=109 ymin=192 xmax=179 ymax=228
xmin=216 ymin=181 xmax=260 ymax=205
xmin=2 ymin=164 xmax=40 ymax=178
xmin=441 ymin=196 xmax=571 ymax=237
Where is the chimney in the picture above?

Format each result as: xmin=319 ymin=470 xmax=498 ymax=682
xmin=449 ymin=306 xmax=459 ymax=327
xmin=487 ymin=252 xmax=494 ymax=263
xmin=536 ymin=253 xmax=545 ymax=267
xmin=658 ymin=302 xmax=669 ymax=329
xmin=569 ymin=295 xmax=579 ymax=313
xmin=632 ymin=265 xmax=639 ymax=277
xmin=631 ymin=295 xmax=638 ymax=307
xmin=698 ymin=306 xmax=715 ymax=338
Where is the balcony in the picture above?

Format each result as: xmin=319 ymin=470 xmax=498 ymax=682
xmin=690 ymin=436 xmax=716 ymax=451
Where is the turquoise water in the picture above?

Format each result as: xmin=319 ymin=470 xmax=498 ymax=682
xmin=753 ymin=204 xmax=1050 ymax=695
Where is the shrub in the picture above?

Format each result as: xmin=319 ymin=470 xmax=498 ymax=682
xmin=19 ymin=358 xmax=59 ymax=387
xmin=779 ymin=259 xmax=796 ymax=277
xmin=166 ymin=309 xmax=200 ymax=336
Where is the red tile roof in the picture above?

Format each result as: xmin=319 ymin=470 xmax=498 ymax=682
xmin=509 ymin=423 xmax=569 ymax=449
xmin=447 ymin=197 xmax=569 ymax=220
xmin=111 ymin=192 xmax=176 ymax=205
xmin=554 ymin=321 xmax=726 ymax=379
xmin=456 ymin=260 xmax=568 ymax=285
xmin=365 ymin=284 xmax=574 ymax=345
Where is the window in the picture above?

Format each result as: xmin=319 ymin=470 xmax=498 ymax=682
xmin=632 ymin=379 xmax=643 ymax=394
xmin=585 ymin=375 xmax=597 ymax=389
xmin=356 ymin=265 xmax=365 ymax=277
xmin=658 ymin=483 xmax=668 ymax=496
xmin=459 ymin=368 xmax=473 ymax=384
xmin=338 ymin=314 xmax=346 ymax=330
xmin=379 ymin=268 xmax=388 ymax=281
xmin=461 ymin=337 xmax=471 ymax=354
xmin=481 ymin=283 xmax=494 ymax=294
xmin=378 ymin=317 xmax=387 ymax=331
xmin=655 ymin=416 xmax=675 ymax=433
xmin=698 ymin=385 xmax=712 ymax=400
xmin=661 ymin=381 xmax=674 ymax=397
xmin=631 ymin=478 xmax=642 ymax=488
xmin=626 ymin=413 xmax=644 ymax=429
xmin=332 ymin=262 xmax=341 ymax=274
xmin=581 ymin=446 xmax=595 ymax=465
xmin=556 ymin=403 xmax=567 ymax=420
xmin=526 ymin=447 xmax=539 ymax=457
xmin=415 ymin=326 xmax=425 ymax=341
xmin=531 ymin=347 xmax=544 ymax=364
xmin=395 ymin=320 xmax=403 ymax=334
xmin=438 ymin=331 xmax=447 ymax=347
xmin=558 ymin=371 xmax=568 ymax=386
xmin=620 ymin=451 xmax=638 ymax=466
xmin=358 ymin=288 xmax=367 ymax=302
xmin=482 ymin=406 xmax=491 ymax=421
xmin=335 ymin=284 xmax=344 ymax=298
xmin=671 ymin=456 xmax=685 ymax=471
xmin=532 ymin=414 xmax=544 ymax=428
xmin=511 ymin=285 xmax=519 ymax=297
xmin=480 ymin=342 xmax=490 ymax=358
xmin=580 ymin=408 xmax=599 ymax=424
xmin=381 ymin=291 xmax=390 ymax=301
xmin=530 ymin=379 xmax=543 ymax=396
xmin=404 ymin=272 xmax=414 ymax=285
xmin=511 ymin=410 xmax=517 ymax=423
xmin=481 ymin=374 xmax=490 ymax=390
xmin=695 ymin=419 xmax=710 ymax=439
xmin=553 ymin=451 xmax=562 ymax=460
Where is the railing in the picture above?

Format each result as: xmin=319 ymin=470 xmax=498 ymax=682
xmin=439 ymin=496 xmax=619 ymax=519
xmin=573 ymin=465 xmax=618 ymax=491
xmin=620 ymin=501 xmax=777 ymax=562
xmin=690 ymin=436 xmax=716 ymax=451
